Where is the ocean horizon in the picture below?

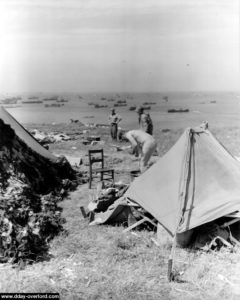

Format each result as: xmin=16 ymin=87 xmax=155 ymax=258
xmin=1 ymin=91 xmax=240 ymax=130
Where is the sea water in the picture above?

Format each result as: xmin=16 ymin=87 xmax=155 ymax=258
xmin=1 ymin=91 xmax=240 ymax=130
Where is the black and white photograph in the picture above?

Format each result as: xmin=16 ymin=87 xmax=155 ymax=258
xmin=0 ymin=0 xmax=239 ymax=299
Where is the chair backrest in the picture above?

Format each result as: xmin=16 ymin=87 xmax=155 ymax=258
xmin=88 ymin=149 xmax=104 ymax=170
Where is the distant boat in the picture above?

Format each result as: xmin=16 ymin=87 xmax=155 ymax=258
xmin=94 ymin=104 xmax=108 ymax=108
xmin=28 ymin=96 xmax=39 ymax=100
xmin=57 ymin=99 xmax=68 ymax=103
xmin=45 ymin=103 xmax=62 ymax=107
xmin=168 ymin=108 xmax=189 ymax=113
xmin=129 ymin=106 xmax=136 ymax=111
xmin=143 ymin=102 xmax=156 ymax=105
xmin=95 ymin=124 xmax=110 ymax=128
xmin=43 ymin=96 xmax=58 ymax=101
xmin=22 ymin=100 xmax=43 ymax=104
xmin=114 ymin=103 xmax=127 ymax=107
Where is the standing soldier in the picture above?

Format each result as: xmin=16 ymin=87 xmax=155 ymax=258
xmin=108 ymin=108 xmax=122 ymax=140
xmin=136 ymin=106 xmax=153 ymax=135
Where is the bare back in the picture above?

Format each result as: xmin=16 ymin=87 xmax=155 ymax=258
xmin=126 ymin=130 xmax=155 ymax=146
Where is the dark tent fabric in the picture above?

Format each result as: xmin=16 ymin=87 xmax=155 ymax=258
xmin=125 ymin=126 xmax=240 ymax=236
xmin=0 ymin=106 xmax=75 ymax=192
xmin=0 ymin=106 xmax=57 ymax=161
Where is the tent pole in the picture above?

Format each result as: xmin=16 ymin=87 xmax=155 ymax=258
xmin=167 ymin=129 xmax=193 ymax=281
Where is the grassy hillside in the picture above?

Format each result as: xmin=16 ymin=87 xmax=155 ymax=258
xmin=1 ymin=122 xmax=240 ymax=299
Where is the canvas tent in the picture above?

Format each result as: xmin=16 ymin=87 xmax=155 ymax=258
xmin=0 ymin=106 xmax=75 ymax=192
xmin=125 ymin=125 xmax=240 ymax=238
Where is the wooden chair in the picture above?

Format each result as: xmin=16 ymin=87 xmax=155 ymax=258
xmin=88 ymin=149 xmax=114 ymax=189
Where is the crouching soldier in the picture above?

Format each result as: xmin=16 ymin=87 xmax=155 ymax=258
xmin=124 ymin=130 xmax=157 ymax=173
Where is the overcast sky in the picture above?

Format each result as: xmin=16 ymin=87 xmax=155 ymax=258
xmin=0 ymin=0 xmax=239 ymax=93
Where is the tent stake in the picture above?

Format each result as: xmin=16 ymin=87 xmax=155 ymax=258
xmin=168 ymin=234 xmax=177 ymax=281
xmin=167 ymin=258 xmax=173 ymax=281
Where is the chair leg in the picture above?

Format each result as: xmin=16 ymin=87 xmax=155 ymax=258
xmin=89 ymin=170 xmax=115 ymax=188
xmin=89 ymin=171 xmax=92 ymax=189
